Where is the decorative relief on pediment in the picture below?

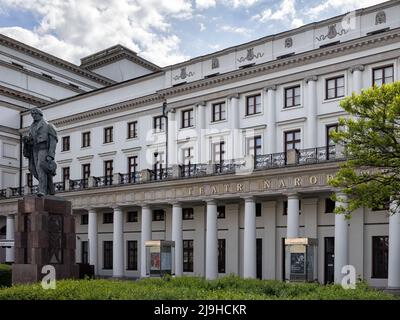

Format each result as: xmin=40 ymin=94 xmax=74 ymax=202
xmin=211 ymin=58 xmax=219 ymax=69
xmin=237 ymin=48 xmax=264 ymax=63
xmin=285 ymin=37 xmax=293 ymax=48
xmin=315 ymin=24 xmax=349 ymax=41
xmin=375 ymin=11 xmax=386 ymax=25
xmin=173 ymin=67 xmax=195 ymax=81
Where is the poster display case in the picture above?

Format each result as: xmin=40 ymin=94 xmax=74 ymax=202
xmin=145 ymin=240 xmax=175 ymax=277
xmin=284 ymin=238 xmax=318 ymax=282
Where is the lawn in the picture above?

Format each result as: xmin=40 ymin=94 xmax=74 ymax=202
xmin=0 ymin=274 xmax=396 ymax=300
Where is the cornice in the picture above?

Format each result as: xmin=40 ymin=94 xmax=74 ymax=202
xmin=0 ymin=60 xmax=85 ymax=94
xmin=0 ymin=34 xmax=115 ymax=86
xmin=158 ymin=29 xmax=400 ymax=98
xmin=0 ymin=99 xmax=27 ymax=111
xmin=50 ymin=93 xmax=164 ymax=127
xmin=0 ymin=84 xmax=51 ymax=106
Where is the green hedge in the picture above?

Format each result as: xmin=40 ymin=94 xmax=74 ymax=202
xmin=0 ymin=275 xmax=396 ymax=300
xmin=0 ymin=264 xmax=12 ymax=287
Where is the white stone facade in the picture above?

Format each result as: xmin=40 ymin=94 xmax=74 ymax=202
xmin=0 ymin=0 xmax=399 ymax=289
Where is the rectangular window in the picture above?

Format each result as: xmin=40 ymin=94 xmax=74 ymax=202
xmin=62 ymin=136 xmax=70 ymax=151
xmin=182 ymin=147 xmax=193 ymax=166
xmin=247 ymin=135 xmax=262 ymax=156
xmin=183 ymin=208 xmax=194 ymax=220
xmin=153 ymin=116 xmax=165 ymax=132
xmin=81 ymin=214 xmax=88 ymax=225
xmin=325 ymin=198 xmax=336 ymax=213
xmin=326 ymin=76 xmax=345 ymax=99
xmin=217 ymin=206 xmax=225 ymax=219
xmin=284 ymin=130 xmax=301 ymax=153
xmin=127 ymin=121 xmax=138 ymax=139
xmin=256 ymin=203 xmax=262 ymax=217
xmin=104 ymin=160 xmax=113 ymax=185
xmin=326 ymin=124 xmax=338 ymax=147
xmin=218 ymin=239 xmax=226 ymax=273
xmin=373 ymin=65 xmax=394 ymax=86
xmin=182 ymin=109 xmax=194 ymax=128
xmin=82 ymin=164 xmax=90 ymax=187
xmin=213 ymin=141 xmax=225 ymax=163
xmin=284 ymin=85 xmax=301 ymax=108
xmin=212 ymin=102 xmax=226 ymax=122
xmin=82 ymin=132 xmax=91 ymax=148
xmin=62 ymin=167 xmax=70 ymax=185
xmin=128 ymin=156 xmax=138 ymax=182
xmin=81 ymin=241 xmax=88 ymax=264
xmin=127 ymin=211 xmax=138 ymax=222
xmin=103 ymin=212 xmax=113 ymax=224
xmin=372 ymin=236 xmax=389 ymax=278
xmin=103 ymin=241 xmax=113 ymax=270
xmin=26 ymin=173 xmax=33 ymax=187
xmin=183 ymin=240 xmax=194 ymax=272
xmin=127 ymin=240 xmax=138 ymax=270
xmin=246 ymin=94 xmax=261 ymax=115
xmin=152 ymin=209 xmax=165 ymax=221
xmin=104 ymin=127 xmax=113 ymax=143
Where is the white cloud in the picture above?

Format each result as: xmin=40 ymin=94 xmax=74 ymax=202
xmin=252 ymin=0 xmax=296 ymax=23
xmin=307 ymin=0 xmax=387 ymax=19
xmin=196 ymin=0 xmax=216 ymax=10
xmin=291 ymin=18 xmax=304 ymax=28
xmin=0 ymin=0 xmax=193 ymax=66
xmin=219 ymin=25 xmax=251 ymax=35
xmin=199 ymin=23 xmax=206 ymax=31
xmin=226 ymin=0 xmax=259 ymax=8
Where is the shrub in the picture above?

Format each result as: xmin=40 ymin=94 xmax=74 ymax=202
xmin=0 ymin=264 xmax=12 ymax=287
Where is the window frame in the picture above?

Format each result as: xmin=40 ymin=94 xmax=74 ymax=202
xmin=245 ymin=94 xmax=262 ymax=116
xmin=103 ymin=212 xmax=113 ymax=224
xmin=325 ymin=75 xmax=345 ymax=100
xmin=217 ymin=206 xmax=226 ymax=219
xmin=127 ymin=240 xmax=138 ymax=270
xmin=284 ymin=129 xmax=301 ymax=153
xmin=82 ymin=131 xmax=91 ymax=148
xmin=212 ymin=102 xmax=226 ymax=122
xmin=182 ymin=208 xmax=194 ymax=220
xmin=153 ymin=116 xmax=165 ymax=132
xmin=181 ymin=109 xmax=194 ymax=128
xmin=218 ymin=239 xmax=226 ymax=273
xmin=127 ymin=211 xmax=138 ymax=223
xmin=127 ymin=121 xmax=138 ymax=139
xmin=62 ymin=136 xmax=70 ymax=152
xmin=81 ymin=241 xmax=88 ymax=264
xmin=152 ymin=209 xmax=165 ymax=221
xmin=104 ymin=127 xmax=113 ymax=144
xmin=80 ymin=214 xmax=88 ymax=225
xmin=284 ymin=85 xmax=301 ymax=108
xmin=372 ymin=65 xmax=394 ymax=86
xmin=372 ymin=236 xmax=389 ymax=279
xmin=183 ymin=239 xmax=194 ymax=272
xmin=103 ymin=241 xmax=113 ymax=270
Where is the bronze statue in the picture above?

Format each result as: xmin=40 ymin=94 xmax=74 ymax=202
xmin=23 ymin=107 xmax=58 ymax=196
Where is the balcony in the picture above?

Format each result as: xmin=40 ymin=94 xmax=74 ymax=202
xmin=0 ymin=145 xmax=344 ymax=199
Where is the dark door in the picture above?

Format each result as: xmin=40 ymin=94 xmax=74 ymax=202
xmin=282 ymin=238 xmax=286 ymax=281
xmin=256 ymin=238 xmax=262 ymax=279
xmin=324 ymin=237 xmax=335 ymax=284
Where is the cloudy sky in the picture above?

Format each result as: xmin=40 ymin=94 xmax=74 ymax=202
xmin=0 ymin=0 xmax=389 ymax=67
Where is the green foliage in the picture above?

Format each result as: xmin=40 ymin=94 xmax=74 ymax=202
xmin=0 ymin=264 xmax=12 ymax=287
xmin=0 ymin=275 xmax=395 ymax=300
xmin=329 ymin=82 xmax=400 ymax=215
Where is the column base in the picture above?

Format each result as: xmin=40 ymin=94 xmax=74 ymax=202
xmin=384 ymin=287 xmax=400 ymax=295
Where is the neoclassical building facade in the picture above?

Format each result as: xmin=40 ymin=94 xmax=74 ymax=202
xmin=0 ymin=0 xmax=399 ymax=290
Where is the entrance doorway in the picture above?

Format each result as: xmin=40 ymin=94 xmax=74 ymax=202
xmin=256 ymin=238 xmax=262 ymax=279
xmin=324 ymin=237 xmax=334 ymax=284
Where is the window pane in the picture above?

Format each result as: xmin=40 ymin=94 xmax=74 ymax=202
xmin=337 ymin=77 xmax=344 ymax=87
xmin=294 ymin=86 xmax=300 ymax=96
xmin=286 ymin=89 xmax=293 ymax=98
xmin=385 ymin=66 xmax=393 ymax=77
xmin=286 ymin=98 xmax=292 ymax=107
xmin=375 ymin=79 xmax=383 ymax=86
xmin=294 ymin=96 xmax=300 ymax=106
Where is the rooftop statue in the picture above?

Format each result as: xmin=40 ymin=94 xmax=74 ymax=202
xmin=22 ymin=107 xmax=58 ymax=196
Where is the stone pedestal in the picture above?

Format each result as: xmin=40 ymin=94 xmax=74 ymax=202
xmin=12 ymin=195 xmax=78 ymax=285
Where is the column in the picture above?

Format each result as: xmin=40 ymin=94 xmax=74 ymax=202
xmin=243 ymin=197 xmax=256 ymax=278
xmin=388 ymin=200 xmax=400 ymax=289
xmin=266 ymin=85 xmax=277 ymax=154
xmin=263 ymin=201 xmax=276 ymax=280
xmin=88 ymin=208 xmax=98 ymax=274
xmin=205 ymin=200 xmax=218 ymax=280
xmin=305 ymin=76 xmax=318 ymax=149
xmin=5 ymin=214 xmax=15 ymax=263
xmin=228 ymin=94 xmax=240 ymax=159
xmin=171 ymin=202 xmax=183 ymax=276
xmin=350 ymin=65 xmax=364 ymax=94
xmin=112 ymin=206 xmax=124 ymax=278
xmin=334 ymin=192 xmax=349 ymax=284
xmin=141 ymin=205 xmax=152 ymax=277
xmin=196 ymin=102 xmax=206 ymax=163
xmin=167 ymin=109 xmax=177 ymax=166
xmin=287 ymin=193 xmax=300 ymax=238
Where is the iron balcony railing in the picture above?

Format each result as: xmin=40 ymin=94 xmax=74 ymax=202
xmin=1 ymin=145 xmax=344 ymax=198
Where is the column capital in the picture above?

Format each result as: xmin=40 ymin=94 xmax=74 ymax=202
xmin=205 ymin=199 xmax=217 ymax=205
xmin=111 ymin=205 xmax=123 ymax=211
xmin=168 ymin=108 xmax=176 ymax=114
xmin=241 ymin=196 xmax=255 ymax=203
xmin=228 ymin=93 xmax=240 ymax=100
xmin=305 ymin=75 xmax=318 ymax=83
xmin=349 ymin=65 xmax=365 ymax=73
xmin=86 ymin=207 xmax=98 ymax=213
xmin=286 ymin=192 xmax=299 ymax=200
xmin=141 ymin=203 xmax=151 ymax=210
xmin=196 ymin=101 xmax=206 ymax=107
xmin=264 ymin=84 xmax=277 ymax=91
xmin=169 ymin=201 xmax=182 ymax=207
